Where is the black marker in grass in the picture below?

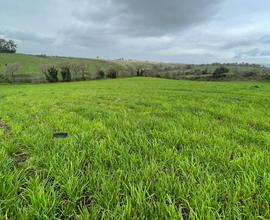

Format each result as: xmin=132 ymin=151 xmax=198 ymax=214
xmin=53 ymin=132 xmax=68 ymax=138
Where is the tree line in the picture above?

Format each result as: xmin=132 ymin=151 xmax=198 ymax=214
xmin=0 ymin=38 xmax=17 ymax=53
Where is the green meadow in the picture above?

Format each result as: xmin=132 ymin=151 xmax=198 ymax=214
xmin=1 ymin=78 xmax=270 ymax=219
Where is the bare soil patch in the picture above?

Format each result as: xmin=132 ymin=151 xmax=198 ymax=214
xmin=0 ymin=120 xmax=11 ymax=135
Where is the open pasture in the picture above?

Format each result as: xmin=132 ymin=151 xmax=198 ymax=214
xmin=1 ymin=78 xmax=270 ymax=219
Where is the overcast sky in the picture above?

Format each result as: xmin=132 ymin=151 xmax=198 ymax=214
xmin=0 ymin=0 xmax=270 ymax=64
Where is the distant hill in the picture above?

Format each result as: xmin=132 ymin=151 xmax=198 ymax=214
xmin=0 ymin=53 xmax=269 ymax=83
xmin=0 ymin=53 xmax=155 ymax=83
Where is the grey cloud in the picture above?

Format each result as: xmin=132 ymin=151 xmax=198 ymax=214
xmin=59 ymin=0 xmax=223 ymax=53
xmin=260 ymin=51 xmax=270 ymax=56
xmin=0 ymin=29 xmax=55 ymax=44
xmin=221 ymin=40 xmax=252 ymax=49
xmin=1 ymin=0 xmax=270 ymax=64
xmin=260 ymin=35 xmax=270 ymax=44
xmin=72 ymin=0 xmax=223 ymax=37
xmin=234 ymin=48 xmax=270 ymax=59
xmin=59 ymin=24 xmax=119 ymax=49
xmin=221 ymin=34 xmax=270 ymax=51
xmin=241 ymin=48 xmax=261 ymax=57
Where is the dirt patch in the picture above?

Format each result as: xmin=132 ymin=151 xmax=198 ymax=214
xmin=175 ymin=143 xmax=183 ymax=151
xmin=0 ymin=120 xmax=11 ymax=135
xmin=249 ymin=122 xmax=269 ymax=132
xmin=181 ymin=206 xmax=190 ymax=220
xmin=172 ymin=200 xmax=190 ymax=220
xmin=76 ymin=188 xmax=94 ymax=214
xmin=13 ymin=149 xmax=29 ymax=167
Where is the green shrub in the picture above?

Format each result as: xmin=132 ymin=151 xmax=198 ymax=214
xmin=136 ymin=69 xmax=145 ymax=76
xmin=185 ymin=65 xmax=193 ymax=70
xmin=213 ymin=66 xmax=229 ymax=78
xmin=42 ymin=65 xmax=58 ymax=82
xmin=96 ymin=69 xmax=105 ymax=79
xmin=0 ymin=72 xmax=7 ymax=82
xmin=106 ymin=68 xmax=117 ymax=79
xmin=60 ymin=64 xmax=71 ymax=82
xmin=0 ymin=39 xmax=17 ymax=53
xmin=201 ymin=69 xmax=208 ymax=75
xmin=244 ymin=71 xmax=257 ymax=77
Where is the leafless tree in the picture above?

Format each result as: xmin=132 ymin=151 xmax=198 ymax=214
xmin=70 ymin=63 xmax=88 ymax=80
xmin=5 ymin=63 xmax=21 ymax=82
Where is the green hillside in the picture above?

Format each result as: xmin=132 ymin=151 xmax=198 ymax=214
xmin=0 ymin=53 xmax=156 ymax=82
xmin=0 ymin=53 xmax=270 ymax=83
xmin=0 ymin=53 xmax=123 ymax=78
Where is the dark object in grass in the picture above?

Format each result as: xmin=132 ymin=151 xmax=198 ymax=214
xmin=0 ymin=120 xmax=11 ymax=135
xmin=53 ymin=132 xmax=68 ymax=138
xmin=13 ymin=149 xmax=29 ymax=167
xmin=250 ymin=85 xmax=260 ymax=89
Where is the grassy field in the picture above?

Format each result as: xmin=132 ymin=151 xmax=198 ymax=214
xmin=1 ymin=78 xmax=270 ymax=219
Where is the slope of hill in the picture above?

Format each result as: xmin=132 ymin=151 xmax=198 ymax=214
xmin=0 ymin=53 xmax=126 ymax=81
xmin=0 ymin=53 xmax=270 ymax=83
xmin=0 ymin=53 xmax=118 ymax=75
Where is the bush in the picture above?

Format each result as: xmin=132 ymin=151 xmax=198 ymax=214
xmin=201 ymin=69 xmax=208 ymax=75
xmin=185 ymin=65 xmax=193 ymax=70
xmin=0 ymin=39 xmax=17 ymax=53
xmin=60 ymin=63 xmax=71 ymax=82
xmin=42 ymin=65 xmax=58 ymax=82
xmin=0 ymin=72 xmax=7 ymax=82
xmin=4 ymin=63 xmax=21 ymax=82
xmin=70 ymin=63 xmax=88 ymax=81
xmin=95 ymin=69 xmax=105 ymax=79
xmin=106 ymin=68 xmax=117 ymax=79
xmin=213 ymin=66 xmax=229 ymax=78
xmin=136 ymin=68 xmax=145 ymax=76
xmin=244 ymin=71 xmax=257 ymax=77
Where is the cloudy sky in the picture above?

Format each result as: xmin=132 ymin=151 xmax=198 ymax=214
xmin=0 ymin=0 xmax=270 ymax=64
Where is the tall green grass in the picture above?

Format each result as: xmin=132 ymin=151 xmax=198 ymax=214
xmin=0 ymin=78 xmax=270 ymax=219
